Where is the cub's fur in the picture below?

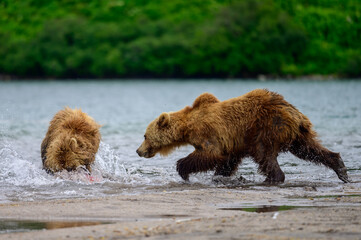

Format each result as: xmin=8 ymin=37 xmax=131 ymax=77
xmin=41 ymin=107 xmax=101 ymax=173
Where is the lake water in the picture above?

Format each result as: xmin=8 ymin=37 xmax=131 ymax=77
xmin=0 ymin=80 xmax=360 ymax=203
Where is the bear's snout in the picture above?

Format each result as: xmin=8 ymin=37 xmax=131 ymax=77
xmin=136 ymin=148 xmax=144 ymax=157
xmin=136 ymin=144 xmax=155 ymax=158
xmin=136 ymin=148 xmax=152 ymax=158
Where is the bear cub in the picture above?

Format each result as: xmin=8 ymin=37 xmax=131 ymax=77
xmin=41 ymin=107 xmax=101 ymax=173
xmin=137 ymin=89 xmax=349 ymax=184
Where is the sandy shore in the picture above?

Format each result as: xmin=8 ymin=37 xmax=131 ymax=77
xmin=0 ymin=180 xmax=361 ymax=240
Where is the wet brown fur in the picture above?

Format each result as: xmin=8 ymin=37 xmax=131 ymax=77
xmin=137 ymin=89 xmax=349 ymax=184
xmin=41 ymin=107 xmax=101 ymax=173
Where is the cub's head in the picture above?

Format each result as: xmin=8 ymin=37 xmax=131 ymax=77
xmin=137 ymin=112 xmax=181 ymax=158
xmin=45 ymin=134 xmax=95 ymax=172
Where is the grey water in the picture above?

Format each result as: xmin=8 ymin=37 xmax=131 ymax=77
xmin=0 ymin=80 xmax=360 ymax=203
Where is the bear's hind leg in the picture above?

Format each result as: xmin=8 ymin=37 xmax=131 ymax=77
xmin=253 ymin=146 xmax=285 ymax=184
xmin=176 ymin=151 xmax=223 ymax=181
xmin=289 ymin=138 xmax=349 ymax=183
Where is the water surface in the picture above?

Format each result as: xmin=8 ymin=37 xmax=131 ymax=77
xmin=0 ymin=80 xmax=360 ymax=202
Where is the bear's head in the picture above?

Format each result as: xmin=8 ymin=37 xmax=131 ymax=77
xmin=45 ymin=133 xmax=96 ymax=172
xmin=137 ymin=112 xmax=184 ymax=158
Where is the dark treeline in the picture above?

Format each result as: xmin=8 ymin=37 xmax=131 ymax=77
xmin=0 ymin=0 xmax=360 ymax=79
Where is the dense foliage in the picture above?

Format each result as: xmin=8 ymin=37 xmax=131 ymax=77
xmin=0 ymin=0 xmax=360 ymax=79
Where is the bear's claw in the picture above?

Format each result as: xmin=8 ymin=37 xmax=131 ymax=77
xmin=176 ymin=159 xmax=190 ymax=181
xmin=177 ymin=168 xmax=190 ymax=181
xmin=336 ymin=168 xmax=350 ymax=183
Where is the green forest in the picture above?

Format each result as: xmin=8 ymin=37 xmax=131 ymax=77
xmin=0 ymin=0 xmax=360 ymax=79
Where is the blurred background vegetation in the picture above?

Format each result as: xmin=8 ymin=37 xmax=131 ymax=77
xmin=0 ymin=0 xmax=360 ymax=79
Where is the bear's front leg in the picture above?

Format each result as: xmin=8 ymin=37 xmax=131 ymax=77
xmin=176 ymin=151 xmax=222 ymax=181
xmin=214 ymin=153 xmax=245 ymax=177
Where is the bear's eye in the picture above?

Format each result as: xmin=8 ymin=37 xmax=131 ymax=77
xmin=144 ymin=135 xmax=147 ymax=140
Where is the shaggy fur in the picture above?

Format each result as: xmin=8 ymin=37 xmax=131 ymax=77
xmin=41 ymin=107 xmax=101 ymax=173
xmin=137 ymin=89 xmax=349 ymax=184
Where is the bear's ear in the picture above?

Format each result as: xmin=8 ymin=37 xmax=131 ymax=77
xmin=157 ymin=112 xmax=170 ymax=128
xmin=192 ymin=93 xmax=219 ymax=109
xmin=69 ymin=137 xmax=78 ymax=151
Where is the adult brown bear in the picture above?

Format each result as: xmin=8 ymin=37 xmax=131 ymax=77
xmin=41 ymin=107 xmax=101 ymax=173
xmin=137 ymin=89 xmax=349 ymax=184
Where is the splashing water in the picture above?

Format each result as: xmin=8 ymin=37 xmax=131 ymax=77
xmin=0 ymin=144 xmax=52 ymax=186
xmin=0 ymin=141 xmax=180 ymax=202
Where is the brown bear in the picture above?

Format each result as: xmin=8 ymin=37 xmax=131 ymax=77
xmin=137 ymin=89 xmax=349 ymax=184
xmin=41 ymin=107 xmax=101 ymax=173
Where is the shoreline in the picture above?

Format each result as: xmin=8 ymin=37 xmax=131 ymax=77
xmin=1 ymin=75 xmax=360 ymax=82
xmin=0 ymin=182 xmax=360 ymax=240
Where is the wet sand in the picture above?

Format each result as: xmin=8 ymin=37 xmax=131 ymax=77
xmin=0 ymin=180 xmax=361 ymax=240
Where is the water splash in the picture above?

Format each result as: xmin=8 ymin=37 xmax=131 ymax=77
xmin=0 ymin=144 xmax=53 ymax=186
xmin=94 ymin=142 xmax=129 ymax=180
xmin=0 ymin=141 xmax=183 ymax=202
